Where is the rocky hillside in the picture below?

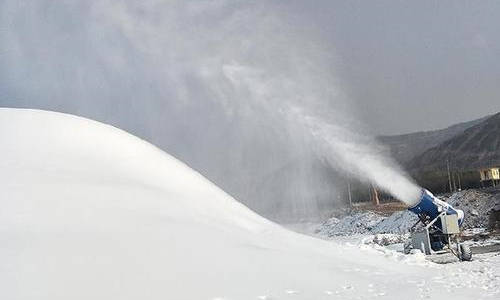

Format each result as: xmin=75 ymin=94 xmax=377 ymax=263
xmin=378 ymin=116 xmax=487 ymax=165
xmin=409 ymin=112 xmax=500 ymax=172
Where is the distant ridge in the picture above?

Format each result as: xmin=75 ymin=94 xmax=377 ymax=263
xmin=378 ymin=115 xmax=489 ymax=165
xmin=408 ymin=112 xmax=500 ymax=172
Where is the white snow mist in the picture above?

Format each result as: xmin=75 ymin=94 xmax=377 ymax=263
xmin=221 ymin=63 xmax=421 ymax=206
xmin=0 ymin=0 xmax=420 ymax=218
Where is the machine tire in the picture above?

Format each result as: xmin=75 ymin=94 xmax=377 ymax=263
xmin=459 ymin=244 xmax=472 ymax=261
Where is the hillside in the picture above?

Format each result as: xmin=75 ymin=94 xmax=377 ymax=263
xmin=409 ymin=112 xmax=500 ymax=172
xmin=3 ymin=108 xmax=488 ymax=300
xmin=378 ymin=116 xmax=487 ymax=164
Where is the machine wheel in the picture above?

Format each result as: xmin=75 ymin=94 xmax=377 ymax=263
xmin=459 ymin=244 xmax=472 ymax=261
xmin=403 ymin=239 xmax=413 ymax=254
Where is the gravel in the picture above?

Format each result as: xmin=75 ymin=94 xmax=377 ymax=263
xmin=445 ymin=189 xmax=500 ymax=228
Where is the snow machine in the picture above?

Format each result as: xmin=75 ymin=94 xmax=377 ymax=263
xmin=404 ymin=189 xmax=472 ymax=261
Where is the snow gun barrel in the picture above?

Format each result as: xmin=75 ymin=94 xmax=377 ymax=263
xmin=408 ymin=188 xmax=464 ymax=227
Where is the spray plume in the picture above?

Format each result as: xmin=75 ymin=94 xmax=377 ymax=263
xmin=221 ymin=62 xmax=421 ymax=206
xmin=0 ymin=0 xmax=420 ymax=218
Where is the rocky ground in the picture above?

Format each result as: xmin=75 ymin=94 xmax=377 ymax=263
xmin=446 ymin=188 xmax=500 ymax=229
xmin=315 ymin=188 xmax=500 ymax=238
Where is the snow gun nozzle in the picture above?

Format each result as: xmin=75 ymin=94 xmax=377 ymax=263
xmin=408 ymin=188 xmax=464 ymax=227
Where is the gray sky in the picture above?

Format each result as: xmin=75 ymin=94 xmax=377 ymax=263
xmin=2 ymin=1 xmax=499 ymax=134
xmin=293 ymin=0 xmax=500 ymax=134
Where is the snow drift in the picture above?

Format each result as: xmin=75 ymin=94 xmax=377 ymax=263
xmin=0 ymin=109 xmax=489 ymax=299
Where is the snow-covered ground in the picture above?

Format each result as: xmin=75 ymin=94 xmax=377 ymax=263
xmin=1 ymin=108 xmax=499 ymax=299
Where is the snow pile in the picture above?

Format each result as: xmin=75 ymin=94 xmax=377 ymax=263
xmin=1 ymin=109 xmax=497 ymax=299
xmin=372 ymin=234 xmax=409 ymax=246
xmin=372 ymin=210 xmax=419 ymax=234
xmin=315 ymin=212 xmax=385 ymax=236
xmin=317 ymin=210 xmax=418 ymax=237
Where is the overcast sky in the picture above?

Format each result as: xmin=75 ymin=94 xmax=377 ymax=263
xmin=2 ymin=1 xmax=499 ymax=135
xmin=294 ymin=0 xmax=500 ymax=134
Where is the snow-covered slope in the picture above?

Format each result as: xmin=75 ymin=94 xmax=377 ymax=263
xmin=0 ymin=109 xmax=496 ymax=300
